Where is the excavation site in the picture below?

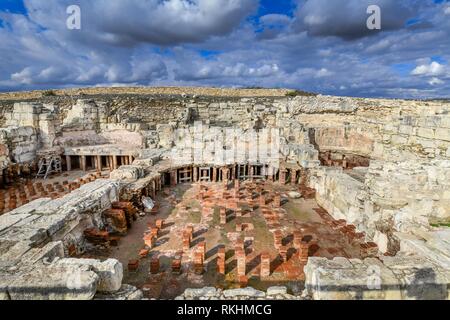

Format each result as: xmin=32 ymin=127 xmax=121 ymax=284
xmin=0 ymin=87 xmax=449 ymax=300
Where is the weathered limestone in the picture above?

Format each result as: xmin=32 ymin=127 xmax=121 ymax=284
xmin=56 ymin=258 xmax=123 ymax=293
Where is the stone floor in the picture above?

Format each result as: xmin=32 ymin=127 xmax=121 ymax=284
xmin=81 ymin=180 xmax=378 ymax=299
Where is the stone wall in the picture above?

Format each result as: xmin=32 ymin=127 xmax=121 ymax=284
xmin=309 ymin=160 xmax=450 ymax=254
xmin=1 ymin=95 xmax=449 ymax=166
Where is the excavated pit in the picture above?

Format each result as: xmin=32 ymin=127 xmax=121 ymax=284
xmin=79 ymin=179 xmax=376 ymax=299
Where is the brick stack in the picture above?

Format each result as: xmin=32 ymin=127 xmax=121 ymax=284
xmin=360 ymin=242 xmax=378 ymax=257
xmin=217 ymin=246 xmax=226 ymax=275
xmin=194 ymin=252 xmax=204 ymax=275
xmin=186 ymin=226 xmax=194 ymax=241
xmin=298 ymin=240 xmax=310 ymax=264
xmin=236 ymin=249 xmax=246 ymax=277
xmin=293 ymin=231 xmax=302 ymax=249
xmin=139 ymin=248 xmax=149 ymax=258
xmin=150 ymin=227 xmax=159 ymax=239
xmin=112 ymin=201 xmax=138 ymax=227
xmin=128 ymin=259 xmax=139 ymax=272
xmin=172 ymin=258 xmax=182 ymax=275
xmin=84 ymin=228 xmax=110 ymax=245
xmin=220 ymin=207 xmax=227 ymax=224
xmin=104 ymin=208 xmax=128 ymax=235
xmin=279 ymin=246 xmax=288 ymax=262
xmin=279 ymin=169 xmax=287 ymax=184
xmin=235 ymin=238 xmax=244 ymax=252
xmin=182 ymin=231 xmax=191 ymax=252
xmin=197 ymin=242 xmax=206 ymax=261
xmin=143 ymin=233 xmax=155 ymax=248
xmin=273 ymin=192 xmax=281 ymax=208
xmin=155 ymin=219 xmax=164 ymax=230
xmin=238 ymin=276 xmax=248 ymax=287
xmin=261 ymin=252 xmax=271 ymax=278
xmin=150 ymin=256 xmax=160 ymax=274
xmin=273 ymin=230 xmax=282 ymax=249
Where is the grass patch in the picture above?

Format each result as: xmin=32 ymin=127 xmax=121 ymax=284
xmin=431 ymin=222 xmax=450 ymax=228
xmin=285 ymin=89 xmax=316 ymax=97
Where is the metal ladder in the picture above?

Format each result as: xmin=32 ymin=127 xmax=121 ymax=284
xmin=36 ymin=156 xmax=62 ymax=179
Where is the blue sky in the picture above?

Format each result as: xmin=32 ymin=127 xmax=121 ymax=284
xmin=0 ymin=0 xmax=449 ymax=98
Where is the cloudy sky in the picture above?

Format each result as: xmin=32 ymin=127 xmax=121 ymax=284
xmin=0 ymin=0 xmax=449 ymax=98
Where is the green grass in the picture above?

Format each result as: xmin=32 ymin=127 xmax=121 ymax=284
xmin=431 ymin=222 xmax=450 ymax=228
xmin=285 ymin=89 xmax=316 ymax=97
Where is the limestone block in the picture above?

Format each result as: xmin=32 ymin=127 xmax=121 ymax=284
xmin=435 ymin=128 xmax=450 ymax=142
xmin=223 ymin=287 xmax=265 ymax=298
xmin=57 ymin=258 xmax=123 ymax=293
xmin=267 ymin=286 xmax=287 ymax=296
xmin=417 ymin=127 xmax=435 ymax=139
xmin=7 ymin=264 xmax=99 ymax=300
xmin=94 ymin=284 xmax=143 ymax=300
xmin=184 ymin=287 xmax=218 ymax=299
xmin=110 ymin=165 xmax=145 ymax=181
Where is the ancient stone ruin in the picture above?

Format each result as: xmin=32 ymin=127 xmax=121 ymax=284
xmin=0 ymin=88 xmax=449 ymax=300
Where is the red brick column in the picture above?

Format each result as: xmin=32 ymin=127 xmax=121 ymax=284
xmin=236 ymin=249 xmax=246 ymax=277
xmin=150 ymin=256 xmax=160 ymax=274
xmin=291 ymin=169 xmax=297 ymax=184
xmin=194 ymin=252 xmax=204 ymax=275
xmin=261 ymin=252 xmax=271 ymax=278
xmin=273 ymin=192 xmax=281 ymax=208
xmin=273 ymin=230 xmax=282 ymax=249
xmin=220 ymin=207 xmax=227 ymax=224
xmin=172 ymin=258 xmax=182 ymax=274
xmin=198 ymin=242 xmax=206 ymax=261
xmin=298 ymin=241 xmax=310 ymax=264
xmin=279 ymin=168 xmax=287 ymax=184
xmin=182 ymin=231 xmax=191 ymax=252
xmin=279 ymin=246 xmax=288 ymax=262
xmin=217 ymin=246 xmax=226 ymax=275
